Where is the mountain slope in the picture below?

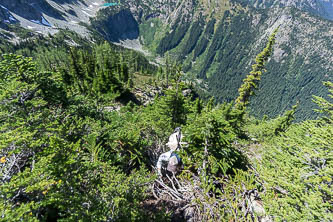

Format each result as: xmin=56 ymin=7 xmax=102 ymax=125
xmin=0 ymin=0 xmax=105 ymax=37
xmin=0 ymin=0 xmax=332 ymax=119
xmin=248 ymin=0 xmax=333 ymax=20
xmin=191 ymin=6 xmax=333 ymax=119
xmin=115 ymin=0 xmax=332 ymax=119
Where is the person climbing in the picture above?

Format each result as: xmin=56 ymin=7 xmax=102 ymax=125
xmin=156 ymin=127 xmax=185 ymax=176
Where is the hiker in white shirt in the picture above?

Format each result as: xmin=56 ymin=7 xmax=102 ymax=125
xmin=156 ymin=127 xmax=185 ymax=176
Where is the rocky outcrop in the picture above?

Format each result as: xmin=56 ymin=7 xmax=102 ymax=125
xmin=133 ymin=86 xmax=163 ymax=106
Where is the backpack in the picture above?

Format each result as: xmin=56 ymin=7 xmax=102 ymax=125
xmin=167 ymin=152 xmax=182 ymax=173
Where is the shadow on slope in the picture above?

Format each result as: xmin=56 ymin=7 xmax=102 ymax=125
xmin=91 ymin=8 xmax=139 ymax=42
xmin=0 ymin=0 xmax=66 ymax=24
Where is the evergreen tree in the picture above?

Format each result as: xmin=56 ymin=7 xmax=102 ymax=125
xmin=0 ymin=54 xmax=157 ymax=221
xmin=235 ymin=28 xmax=278 ymax=109
xmin=184 ymin=104 xmax=247 ymax=176
xmin=274 ymin=103 xmax=298 ymax=135
xmin=165 ymin=52 xmax=170 ymax=87
xmin=69 ymin=47 xmax=86 ymax=93
xmin=1 ymin=23 xmax=332 ymax=221
xmin=194 ymin=98 xmax=203 ymax=115
xmin=205 ymin=96 xmax=215 ymax=112
xmin=313 ymin=81 xmax=333 ymax=123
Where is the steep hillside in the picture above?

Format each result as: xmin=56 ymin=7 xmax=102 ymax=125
xmin=248 ymin=0 xmax=333 ymax=20
xmin=0 ymin=39 xmax=332 ymax=221
xmin=0 ymin=2 xmax=332 ymax=221
xmin=183 ymin=5 xmax=333 ymax=119
xmin=0 ymin=0 xmax=332 ymax=119
xmin=0 ymin=0 xmax=105 ymax=37
xmin=106 ymin=0 xmax=332 ymax=119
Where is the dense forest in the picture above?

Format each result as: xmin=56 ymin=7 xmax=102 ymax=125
xmin=0 ymin=27 xmax=332 ymax=221
xmin=134 ymin=2 xmax=333 ymax=120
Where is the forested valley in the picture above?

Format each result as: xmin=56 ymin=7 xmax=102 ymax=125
xmin=0 ymin=27 xmax=332 ymax=221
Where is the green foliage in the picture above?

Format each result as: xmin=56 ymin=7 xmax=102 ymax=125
xmin=250 ymin=82 xmax=333 ymax=221
xmin=0 ymin=54 xmax=164 ymax=221
xmin=65 ymin=42 xmax=125 ymax=98
xmin=179 ymin=18 xmax=205 ymax=60
xmin=1 ymin=137 xmax=152 ymax=221
xmin=273 ymin=103 xmax=298 ymax=135
xmin=156 ymin=19 xmax=191 ymax=55
xmin=142 ymin=90 xmax=189 ymax=145
xmin=193 ymin=18 xmax=215 ymax=59
xmin=258 ymin=121 xmax=332 ymax=221
xmin=139 ymin=4 xmax=332 ymax=120
xmin=58 ymin=41 xmax=157 ymax=104
xmin=196 ymin=11 xmax=254 ymax=82
xmin=246 ymin=104 xmax=297 ymax=140
xmin=194 ymin=98 xmax=203 ymax=115
xmin=0 ymin=54 xmax=55 ymax=158
xmin=1 ymin=18 xmax=332 ymax=220
xmin=179 ymin=168 xmax=258 ymax=221
xmin=2 ymin=30 xmax=93 ymax=72
xmin=235 ymin=28 xmax=278 ymax=109
xmin=183 ymin=103 xmax=248 ymax=176
xmin=313 ymin=81 xmax=333 ymax=123
xmin=139 ymin=18 xmax=164 ymax=50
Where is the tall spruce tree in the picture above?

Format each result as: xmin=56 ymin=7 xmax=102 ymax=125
xmin=235 ymin=28 xmax=278 ymax=109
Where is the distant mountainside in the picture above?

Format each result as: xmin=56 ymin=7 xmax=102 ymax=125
xmin=248 ymin=0 xmax=333 ymax=20
xmin=0 ymin=0 xmax=105 ymax=37
xmin=107 ymin=0 xmax=332 ymax=119
xmin=0 ymin=0 xmax=332 ymax=119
